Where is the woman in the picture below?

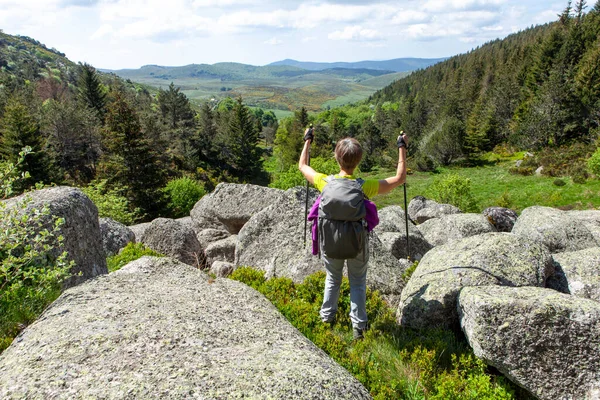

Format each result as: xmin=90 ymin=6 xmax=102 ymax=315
xmin=298 ymin=129 xmax=408 ymax=339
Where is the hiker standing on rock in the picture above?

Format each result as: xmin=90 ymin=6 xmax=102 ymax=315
xmin=299 ymin=126 xmax=408 ymax=339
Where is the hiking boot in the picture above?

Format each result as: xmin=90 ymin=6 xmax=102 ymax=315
xmin=353 ymin=327 xmax=366 ymax=340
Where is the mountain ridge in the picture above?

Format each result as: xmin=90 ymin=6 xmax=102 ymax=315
xmin=268 ymin=57 xmax=447 ymax=72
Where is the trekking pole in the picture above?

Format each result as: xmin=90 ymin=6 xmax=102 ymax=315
xmin=403 ymin=183 xmax=410 ymax=261
xmin=303 ymin=152 xmax=310 ymax=249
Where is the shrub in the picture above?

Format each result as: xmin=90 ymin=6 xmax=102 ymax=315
xmin=230 ymin=267 xmax=521 ymax=399
xmin=106 ymin=242 xmax=163 ymax=273
xmin=508 ymin=166 xmax=534 ymax=176
xmin=570 ymin=163 xmax=588 ymax=184
xmin=1 ymin=150 xmax=72 ymax=353
xmin=492 ymin=144 xmax=517 ymax=158
xmin=81 ymin=180 xmax=141 ymax=225
xmin=425 ymin=174 xmax=478 ymax=212
xmin=496 ymin=191 xmax=513 ymax=209
xmin=401 ymin=261 xmax=419 ymax=283
xmin=553 ymin=179 xmax=566 ymax=187
xmin=587 ymin=147 xmax=600 ymax=177
xmin=538 ymin=143 xmax=595 ymax=177
xmin=270 ymin=156 xmax=339 ymax=190
xmin=414 ymin=153 xmax=436 ymax=172
xmin=163 ymin=177 xmax=206 ymax=218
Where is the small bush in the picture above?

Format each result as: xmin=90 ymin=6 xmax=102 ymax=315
xmin=163 ymin=177 xmax=206 ymax=218
xmin=538 ymin=143 xmax=595 ymax=177
xmin=553 ymin=179 xmax=566 ymax=187
xmin=1 ymin=150 xmax=72 ymax=354
xmin=270 ymin=156 xmax=339 ymax=190
xmin=106 ymin=242 xmax=163 ymax=273
xmin=81 ymin=180 xmax=141 ymax=225
xmin=401 ymin=261 xmax=419 ymax=283
xmin=414 ymin=153 xmax=436 ymax=172
xmin=496 ymin=191 xmax=513 ymax=208
xmin=508 ymin=166 xmax=534 ymax=176
xmin=587 ymin=148 xmax=600 ymax=177
xmin=570 ymin=163 xmax=588 ymax=184
xmin=492 ymin=144 xmax=517 ymax=158
xmin=425 ymin=173 xmax=478 ymax=212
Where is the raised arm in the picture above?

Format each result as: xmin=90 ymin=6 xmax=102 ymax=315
xmin=378 ymin=133 xmax=408 ymax=195
xmin=299 ymin=129 xmax=318 ymax=185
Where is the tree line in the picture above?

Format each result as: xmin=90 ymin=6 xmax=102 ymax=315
xmin=0 ymin=59 xmax=275 ymax=221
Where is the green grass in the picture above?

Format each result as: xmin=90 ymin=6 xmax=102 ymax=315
xmin=367 ymin=161 xmax=600 ymax=213
xmin=230 ymin=267 xmax=528 ymax=399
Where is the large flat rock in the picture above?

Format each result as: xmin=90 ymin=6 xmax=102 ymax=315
xmin=0 ymin=257 xmax=371 ymax=400
xmin=512 ymin=206 xmax=599 ymax=253
xmin=459 ymin=286 xmax=600 ymax=400
xmin=397 ymin=232 xmax=553 ymax=329
xmin=190 ymin=183 xmax=287 ymax=234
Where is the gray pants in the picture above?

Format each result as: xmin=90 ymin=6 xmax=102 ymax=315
xmin=319 ymin=253 xmax=369 ymax=330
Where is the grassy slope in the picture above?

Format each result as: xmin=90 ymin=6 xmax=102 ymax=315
xmin=368 ymin=158 xmax=600 ymax=212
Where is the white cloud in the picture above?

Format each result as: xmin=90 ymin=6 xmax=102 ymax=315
xmin=391 ymin=10 xmax=431 ymax=25
xmin=264 ymin=37 xmax=283 ymax=45
xmin=91 ymin=24 xmax=113 ymax=39
xmin=302 ymin=36 xmax=317 ymax=43
xmin=423 ymin=0 xmax=505 ymax=13
xmin=328 ymin=25 xmax=383 ymax=41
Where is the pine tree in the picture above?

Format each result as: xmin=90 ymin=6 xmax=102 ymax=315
xmin=225 ymin=97 xmax=263 ymax=181
xmin=43 ymin=98 xmax=101 ymax=184
xmin=77 ymin=63 xmax=106 ymax=123
xmin=0 ymin=97 xmax=49 ymax=187
xmin=157 ymin=82 xmax=194 ymax=130
xmin=100 ymin=92 xmax=166 ymax=218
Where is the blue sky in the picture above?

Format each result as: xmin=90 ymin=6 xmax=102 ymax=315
xmin=0 ymin=0 xmax=566 ymax=70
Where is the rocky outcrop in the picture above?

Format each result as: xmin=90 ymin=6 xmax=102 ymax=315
xmin=2 ymin=186 xmax=106 ymax=288
xmin=407 ymin=196 xmax=461 ymax=224
xmin=236 ymin=187 xmax=408 ymax=300
xmin=128 ymin=222 xmax=150 ymax=242
xmin=417 ymin=213 xmax=496 ymax=247
xmin=482 ymin=207 xmax=518 ymax=232
xmin=0 ymin=257 xmax=370 ymax=399
xmin=140 ymin=218 xmax=202 ymax=266
xmin=512 ymin=206 xmax=599 ymax=253
xmin=235 ymin=187 xmax=323 ymax=282
xmin=374 ymin=206 xmax=432 ymax=260
xmin=191 ymin=183 xmax=287 ymax=234
xmin=458 ymin=286 xmax=600 ymax=400
xmin=99 ymin=217 xmax=135 ymax=257
xmin=397 ymin=232 xmax=553 ymax=329
xmin=547 ymin=247 xmax=600 ymax=301
xmin=205 ymin=235 xmax=238 ymax=266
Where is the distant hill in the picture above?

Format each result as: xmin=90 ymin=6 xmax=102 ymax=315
xmin=0 ymin=31 xmax=77 ymax=83
xmin=103 ymin=62 xmax=412 ymax=112
xmin=268 ymin=58 xmax=447 ymax=72
xmin=101 ymin=63 xmax=395 ymax=81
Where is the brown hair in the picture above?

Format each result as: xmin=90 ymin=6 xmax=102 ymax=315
xmin=334 ymin=138 xmax=363 ymax=171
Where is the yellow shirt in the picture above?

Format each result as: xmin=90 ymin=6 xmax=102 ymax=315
xmin=313 ymin=173 xmax=379 ymax=199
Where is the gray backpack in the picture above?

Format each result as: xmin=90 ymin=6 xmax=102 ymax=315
xmin=318 ymin=176 xmax=367 ymax=260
